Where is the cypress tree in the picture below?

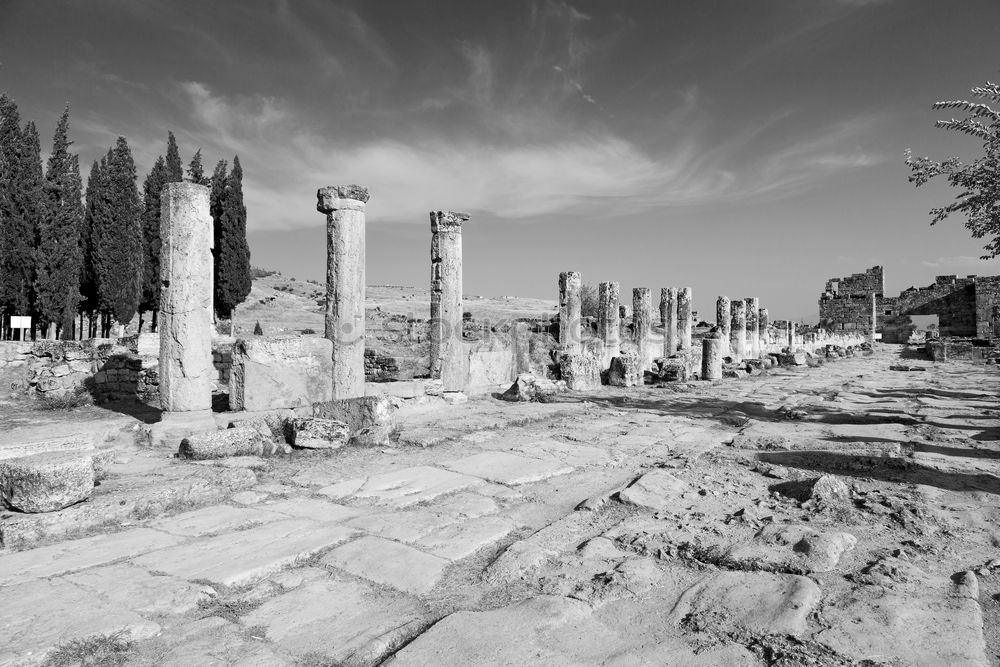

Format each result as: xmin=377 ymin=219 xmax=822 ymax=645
xmin=81 ymin=158 xmax=106 ymax=336
xmin=139 ymin=156 xmax=168 ymax=330
xmin=214 ymin=155 xmax=251 ymax=320
xmin=36 ymin=107 xmax=83 ymax=338
xmin=96 ymin=137 xmax=143 ymax=332
xmin=209 ymin=159 xmax=227 ymax=225
xmin=165 ymin=131 xmax=183 ymax=183
xmin=187 ymin=149 xmax=208 ymax=186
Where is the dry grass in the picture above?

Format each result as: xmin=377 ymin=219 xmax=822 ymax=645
xmin=42 ymin=630 xmax=134 ymax=667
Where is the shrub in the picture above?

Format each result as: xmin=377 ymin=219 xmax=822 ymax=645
xmin=36 ymin=386 xmax=93 ymax=411
xmin=300 ymin=328 xmax=316 ymax=335
xmin=249 ymin=266 xmax=276 ymax=279
xmin=253 ymin=321 xmax=263 ymax=335
xmin=580 ymin=283 xmax=599 ymax=318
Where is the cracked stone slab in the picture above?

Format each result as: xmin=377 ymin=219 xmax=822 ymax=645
xmin=317 ymin=465 xmax=484 ymax=507
xmin=131 ymin=519 xmax=355 ymax=587
xmin=260 ymin=497 xmax=365 ymax=523
xmin=617 ymin=469 xmax=687 ymax=512
xmin=63 ymin=563 xmax=212 ymax=615
xmin=0 ymin=527 xmax=183 ymax=586
xmin=509 ymin=438 xmax=615 ymax=467
xmin=0 ymin=577 xmax=161 ymax=665
xmin=151 ymin=504 xmax=286 ymax=537
xmin=414 ymin=516 xmax=517 ymax=561
xmin=441 ymin=451 xmax=574 ymax=486
xmin=322 ymin=535 xmax=449 ymax=594
xmin=241 ymin=577 xmax=431 ymax=665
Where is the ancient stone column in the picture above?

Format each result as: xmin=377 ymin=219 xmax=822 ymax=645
xmin=745 ymin=297 xmax=760 ymax=358
xmin=716 ymin=296 xmax=731 ymax=356
xmin=159 ymin=182 xmax=213 ymax=412
xmin=787 ymin=321 xmax=796 ymax=348
xmin=513 ymin=321 xmax=531 ymax=375
xmin=318 ymin=185 xmax=368 ymax=399
xmin=702 ymin=333 xmax=723 ymax=380
xmin=558 ymin=271 xmax=582 ymax=354
xmin=730 ymin=300 xmax=747 ymax=361
xmin=598 ymin=282 xmax=620 ymax=366
xmin=759 ymin=307 xmax=769 ymax=349
xmin=678 ymin=287 xmax=693 ymax=351
xmin=429 ymin=211 xmax=470 ymax=392
xmin=633 ymin=288 xmax=652 ymax=367
xmin=661 ymin=288 xmax=678 ymax=358
xmin=869 ymin=293 xmax=877 ymax=344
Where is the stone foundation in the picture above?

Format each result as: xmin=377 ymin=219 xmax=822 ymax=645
xmin=230 ymin=336 xmax=334 ymax=412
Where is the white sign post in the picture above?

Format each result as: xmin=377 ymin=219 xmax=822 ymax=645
xmin=10 ymin=316 xmax=31 ymax=341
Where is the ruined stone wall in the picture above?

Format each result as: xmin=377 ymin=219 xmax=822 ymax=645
xmin=823 ymin=266 xmax=884 ymax=297
xmin=975 ymin=276 xmax=1000 ymax=339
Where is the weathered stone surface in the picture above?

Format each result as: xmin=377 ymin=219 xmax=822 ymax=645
xmin=414 ymin=516 xmax=516 ymax=560
xmin=701 ymin=333 xmax=724 ymax=381
xmin=499 ymin=373 xmax=566 ymax=402
xmin=131 ymin=518 xmax=355 ymax=587
xmin=678 ymin=286 xmax=693 ymax=350
xmin=558 ymin=271 xmax=582 ymax=353
xmin=64 ymin=563 xmax=211 ymax=615
xmin=319 ymin=465 xmax=483 ymax=507
xmin=662 ymin=287 xmax=678 ymax=358
xmin=152 ymin=616 xmax=296 ymax=666
xmin=321 ymin=184 xmax=367 ymax=399
xmin=430 ymin=211 xmax=469 ymax=391
xmin=0 ymin=451 xmax=96 ymax=512
xmin=618 ymin=469 xmax=686 ymax=512
xmin=722 ymin=524 xmax=858 ymax=573
xmin=151 ymin=504 xmax=285 ymax=537
xmin=443 ymin=451 xmax=574 ymax=485
xmin=178 ymin=426 xmax=277 ymax=459
xmin=608 ymin=352 xmax=641 ymax=387
xmin=230 ymin=336 xmax=333 ymax=411
xmin=558 ymin=341 xmax=602 ymax=391
xmin=633 ymin=287 xmax=653 ymax=367
xmin=0 ymin=528 xmax=183 ymax=586
xmin=314 ymin=394 xmax=400 ymax=447
xmin=745 ymin=296 xmax=760 ymax=357
xmin=288 ymin=417 xmax=350 ymax=449
xmin=0 ymin=578 xmax=161 ymax=665
xmin=510 ymin=438 xmax=613 ymax=467
xmin=241 ymin=578 xmax=430 ymax=666
xmin=262 ymin=497 xmax=364 ymax=524
xmin=598 ymin=282 xmax=621 ymax=364
xmin=160 ymin=182 xmax=213 ymax=412
xmin=322 ymin=535 xmax=450 ymax=594
xmin=670 ymin=571 xmax=821 ymax=636
xmin=730 ymin=299 xmax=747 ymax=361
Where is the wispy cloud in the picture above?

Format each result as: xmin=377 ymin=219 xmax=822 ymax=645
xmin=921 ymin=255 xmax=1000 ymax=269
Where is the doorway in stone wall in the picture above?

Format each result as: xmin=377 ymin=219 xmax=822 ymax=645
xmin=907 ymin=314 xmax=939 ymax=342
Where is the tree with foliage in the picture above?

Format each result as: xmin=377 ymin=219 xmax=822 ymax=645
xmin=213 ymin=155 xmax=252 ymax=319
xmin=165 ymin=131 xmax=183 ymax=183
xmin=0 ymin=95 xmax=43 ymax=334
xmin=81 ymin=157 xmax=107 ymax=336
xmin=187 ymin=149 xmax=209 ymax=185
xmin=905 ymin=81 xmax=1000 ymax=259
xmin=95 ymin=137 xmax=144 ymax=334
xmin=36 ymin=106 xmax=83 ymax=339
xmin=139 ymin=156 xmax=168 ymax=331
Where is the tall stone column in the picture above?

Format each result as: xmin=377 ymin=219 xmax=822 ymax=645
xmin=702 ymin=333 xmax=723 ymax=380
xmin=787 ymin=321 xmax=796 ymax=348
xmin=513 ymin=321 xmax=531 ymax=375
xmin=159 ymin=182 xmax=214 ymax=412
xmin=716 ymin=296 xmax=731 ymax=355
xmin=633 ymin=288 xmax=652 ymax=367
xmin=759 ymin=307 xmax=770 ymax=349
xmin=558 ymin=271 xmax=582 ymax=354
xmin=661 ymin=287 xmax=678 ymax=358
xmin=598 ymin=282 xmax=620 ymax=366
xmin=429 ymin=211 xmax=469 ymax=391
xmin=318 ymin=185 xmax=368 ymax=399
xmin=745 ymin=297 xmax=760 ymax=358
xmin=678 ymin=287 xmax=692 ymax=352
xmin=869 ymin=293 xmax=877 ymax=344
xmin=730 ymin=300 xmax=747 ymax=361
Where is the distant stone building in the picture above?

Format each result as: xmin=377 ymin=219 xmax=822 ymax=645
xmin=818 ymin=265 xmax=1000 ymax=342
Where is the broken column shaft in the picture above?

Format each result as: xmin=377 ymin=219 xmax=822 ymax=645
xmin=558 ymin=271 xmax=582 ymax=354
xmin=702 ymin=333 xmax=724 ymax=380
xmin=661 ymin=287 xmax=677 ymax=358
xmin=318 ymin=185 xmax=368 ymax=399
xmin=869 ymin=293 xmax=877 ymax=344
xmin=598 ymin=282 xmax=620 ymax=365
xmin=787 ymin=321 xmax=796 ymax=348
xmin=430 ymin=211 xmax=470 ymax=391
xmin=731 ymin=299 xmax=747 ymax=360
xmin=716 ymin=296 xmax=731 ymax=356
xmin=159 ymin=182 xmax=213 ymax=412
xmin=633 ymin=288 xmax=652 ymax=367
xmin=759 ymin=307 xmax=770 ymax=348
xmin=678 ymin=287 xmax=693 ymax=352
xmin=745 ymin=297 xmax=760 ymax=358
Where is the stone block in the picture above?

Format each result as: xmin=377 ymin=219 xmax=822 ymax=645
xmin=608 ymin=352 xmax=641 ymax=387
xmin=288 ymin=417 xmax=350 ymax=449
xmin=499 ymin=373 xmax=566 ymax=402
xmin=312 ymin=395 xmax=398 ymax=446
xmin=0 ymin=451 xmax=96 ymax=513
xmin=179 ymin=426 xmax=280 ymax=459
xmin=559 ymin=344 xmax=602 ymax=391
xmin=230 ymin=336 xmax=334 ymax=411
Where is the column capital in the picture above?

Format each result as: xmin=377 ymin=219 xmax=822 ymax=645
xmin=430 ymin=210 xmax=470 ymax=231
xmin=317 ymin=185 xmax=369 ymax=213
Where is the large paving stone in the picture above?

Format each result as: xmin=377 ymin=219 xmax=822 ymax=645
xmin=617 ymin=468 xmax=687 ymax=512
xmin=151 ymin=504 xmax=286 ymax=537
xmin=0 ymin=451 xmax=96 ymax=513
xmin=151 ymin=616 xmax=296 ymax=667
xmin=322 ymin=535 xmax=449 ymax=595
xmin=0 ymin=527 xmax=183 ymax=586
xmin=441 ymin=451 xmax=574 ymax=485
xmin=261 ymin=497 xmax=365 ymax=523
xmin=241 ymin=578 xmax=431 ymax=666
xmin=668 ymin=571 xmax=821 ymax=636
xmin=345 ymin=493 xmax=498 ymax=543
xmin=414 ymin=516 xmax=517 ymax=561
xmin=63 ymin=563 xmax=211 ymax=615
xmin=131 ymin=519 xmax=356 ymax=587
xmin=511 ymin=438 xmax=614 ymax=467
xmin=318 ymin=466 xmax=483 ymax=508
xmin=0 ymin=577 xmax=161 ymax=665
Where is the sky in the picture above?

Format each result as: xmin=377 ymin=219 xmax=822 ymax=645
xmin=3 ymin=0 xmax=1000 ymax=321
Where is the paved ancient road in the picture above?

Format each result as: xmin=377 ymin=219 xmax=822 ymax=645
xmin=3 ymin=345 xmax=1000 ymax=666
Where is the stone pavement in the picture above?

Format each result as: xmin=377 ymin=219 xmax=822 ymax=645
xmin=2 ymin=345 xmax=999 ymax=665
